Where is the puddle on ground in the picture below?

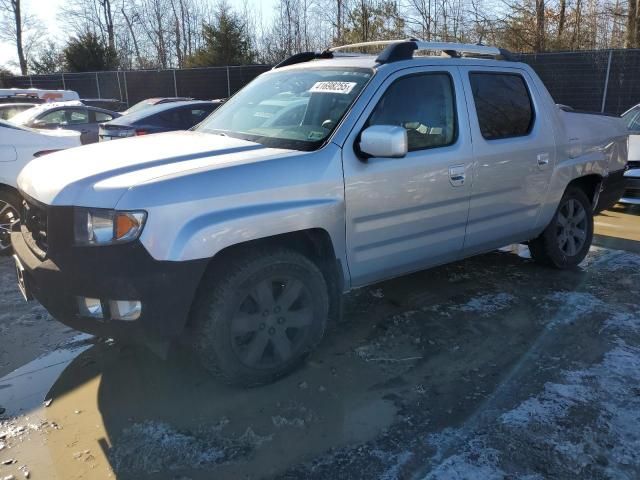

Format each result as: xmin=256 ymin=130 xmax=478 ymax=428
xmin=0 ymin=327 xmax=401 ymax=479
xmin=0 ymin=335 xmax=92 ymax=416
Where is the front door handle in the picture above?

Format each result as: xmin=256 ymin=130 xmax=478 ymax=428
xmin=449 ymin=165 xmax=465 ymax=187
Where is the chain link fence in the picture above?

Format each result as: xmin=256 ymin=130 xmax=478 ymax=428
xmin=6 ymin=65 xmax=271 ymax=109
xmin=5 ymin=50 xmax=640 ymax=114
xmin=516 ymin=49 xmax=640 ymax=114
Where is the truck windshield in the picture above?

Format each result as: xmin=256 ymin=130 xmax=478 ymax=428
xmin=197 ymin=67 xmax=373 ymax=151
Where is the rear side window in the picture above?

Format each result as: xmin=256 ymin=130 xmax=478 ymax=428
xmin=187 ymin=107 xmax=213 ymax=125
xmin=67 ymin=108 xmax=89 ymax=124
xmin=94 ymin=111 xmax=114 ymax=122
xmin=367 ymin=73 xmax=456 ymax=152
xmin=157 ymin=109 xmax=183 ymax=127
xmin=469 ymin=73 xmax=534 ymax=140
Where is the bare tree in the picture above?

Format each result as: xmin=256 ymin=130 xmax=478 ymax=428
xmin=626 ymin=0 xmax=637 ymax=47
xmin=558 ymin=0 xmax=567 ymax=40
xmin=535 ymin=0 xmax=545 ymax=51
xmin=0 ymin=0 xmax=38 ymax=74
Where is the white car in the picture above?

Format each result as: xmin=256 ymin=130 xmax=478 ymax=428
xmin=0 ymin=119 xmax=81 ymax=254
xmin=621 ymin=104 xmax=640 ymax=205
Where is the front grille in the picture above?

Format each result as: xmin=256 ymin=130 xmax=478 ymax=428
xmin=22 ymin=199 xmax=48 ymax=257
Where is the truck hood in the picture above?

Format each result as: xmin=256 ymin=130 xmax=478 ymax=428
xmin=18 ymin=130 xmax=293 ymax=207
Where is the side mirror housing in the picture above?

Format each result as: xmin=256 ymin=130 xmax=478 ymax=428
xmin=359 ymin=125 xmax=408 ymax=159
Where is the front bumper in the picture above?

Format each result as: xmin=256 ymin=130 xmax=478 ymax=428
xmin=619 ymin=168 xmax=640 ymax=205
xmin=11 ymin=225 xmax=208 ymax=342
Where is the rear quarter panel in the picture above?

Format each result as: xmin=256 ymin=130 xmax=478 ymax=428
xmin=536 ymin=109 xmax=628 ymax=228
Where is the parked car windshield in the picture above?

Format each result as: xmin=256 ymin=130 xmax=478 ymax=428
xmin=0 ymin=118 xmax=37 ymax=131
xmin=197 ymin=67 xmax=373 ymax=151
xmin=622 ymin=105 xmax=640 ymax=132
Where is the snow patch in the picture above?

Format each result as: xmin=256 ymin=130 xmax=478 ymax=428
xmin=543 ymin=291 xmax=604 ymax=326
xmin=453 ymin=293 xmax=515 ymax=316
xmin=377 ymin=450 xmax=413 ymax=480
xmin=109 ymin=419 xmax=272 ymax=474
xmin=425 ymin=432 xmax=505 ymax=480
xmin=500 ymin=382 xmax=592 ymax=427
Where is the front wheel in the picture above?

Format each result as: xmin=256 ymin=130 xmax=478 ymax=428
xmin=0 ymin=190 xmax=21 ymax=256
xmin=191 ymin=248 xmax=329 ymax=387
xmin=529 ymin=186 xmax=593 ymax=269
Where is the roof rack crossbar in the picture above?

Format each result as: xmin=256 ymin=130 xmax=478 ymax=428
xmin=328 ymin=39 xmax=510 ymax=63
xmin=273 ymin=51 xmax=333 ymax=69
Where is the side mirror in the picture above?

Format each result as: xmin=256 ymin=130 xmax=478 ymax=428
xmin=359 ymin=125 xmax=408 ymax=158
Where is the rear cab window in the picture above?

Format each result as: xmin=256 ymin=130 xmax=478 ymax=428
xmin=469 ymin=72 xmax=535 ymax=140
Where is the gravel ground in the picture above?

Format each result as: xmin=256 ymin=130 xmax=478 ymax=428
xmin=0 ymin=243 xmax=639 ymax=479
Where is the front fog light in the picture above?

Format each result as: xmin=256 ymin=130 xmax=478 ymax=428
xmin=109 ymin=300 xmax=142 ymax=321
xmin=78 ymin=297 xmax=103 ymax=318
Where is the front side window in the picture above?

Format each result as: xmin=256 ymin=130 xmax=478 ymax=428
xmin=367 ymin=73 xmax=456 ymax=151
xmin=197 ymin=67 xmax=373 ymax=151
xmin=39 ymin=109 xmax=67 ymax=125
xmin=469 ymin=72 xmax=534 ymax=140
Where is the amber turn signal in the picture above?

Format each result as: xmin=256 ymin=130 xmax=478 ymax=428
xmin=115 ymin=212 xmax=145 ymax=241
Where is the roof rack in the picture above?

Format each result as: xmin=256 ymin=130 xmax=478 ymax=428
xmin=273 ymin=39 xmax=514 ymax=69
xmin=273 ymin=51 xmax=333 ymax=69
xmin=331 ymin=39 xmax=513 ymax=63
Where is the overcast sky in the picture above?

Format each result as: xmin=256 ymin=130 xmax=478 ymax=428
xmin=0 ymin=0 xmax=277 ymax=73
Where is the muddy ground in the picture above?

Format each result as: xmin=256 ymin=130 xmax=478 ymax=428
xmin=1 ymin=207 xmax=640 ymax=480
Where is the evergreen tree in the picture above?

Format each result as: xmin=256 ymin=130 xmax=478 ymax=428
xmin=63 ymin=32 xmax=118 ymax=72
xmin=186 ymin=6 xmax=255 ymax=67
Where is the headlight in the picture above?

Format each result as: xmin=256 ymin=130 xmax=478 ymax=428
xmin=74 ymin=208 xmax=147 ymax=246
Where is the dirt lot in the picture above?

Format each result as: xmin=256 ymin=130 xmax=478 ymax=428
xmin=1 ymin=206 xmax=639 ymax=480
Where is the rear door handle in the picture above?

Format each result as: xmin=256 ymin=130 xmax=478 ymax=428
xmin=537 ymin=153 xmax=550 ymax=168
xmin=449 ymin=165 xmax=466 ymax=187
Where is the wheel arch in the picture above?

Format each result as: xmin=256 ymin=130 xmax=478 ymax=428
xmin=0 ymin=183 xmax=21 ymax=200
xmin=186 ymin=228 xmax=345 ymax=328
xmin=566 ymin=174 xmax=602 ymax=207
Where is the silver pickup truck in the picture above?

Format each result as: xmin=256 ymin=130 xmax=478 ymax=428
xmin=12 ymin=40 xmax=628 ymax=386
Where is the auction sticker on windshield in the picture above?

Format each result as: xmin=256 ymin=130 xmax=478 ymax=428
xmin=310 ymin=81 xmax=357 ymax=94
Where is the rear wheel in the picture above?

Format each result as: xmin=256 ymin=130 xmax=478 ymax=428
xmin=191 ymin=248 xmax=329 ymax=386
xmin=529 ymin=187 xmax=593 ymax=269
xmin=0 ymin=190 xmax=21 ymax=256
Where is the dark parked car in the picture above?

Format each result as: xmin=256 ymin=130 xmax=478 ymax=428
xmin=0 ymin=103 xmax=38 ymax=120
xmin=122 ymin=97 xmax=193 ymax=115
xmin=10 ymin=101 xmax=120 ymax=144
xmin=98 ymin=100 xmax=220 ymax=141
xmin=81 ymin=98 xmax=128 ymax=112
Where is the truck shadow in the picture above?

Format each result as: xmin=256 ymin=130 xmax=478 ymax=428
xmin=40 ymin=248 xmax=612 ymax=479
